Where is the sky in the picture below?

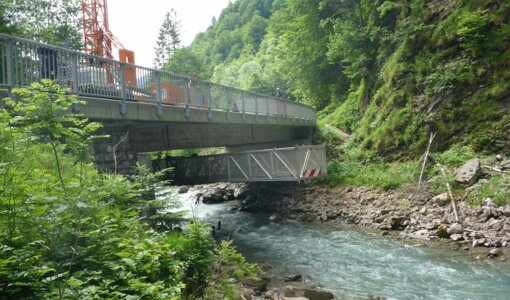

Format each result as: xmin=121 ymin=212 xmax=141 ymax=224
xmin=107 ymin=0 xmax=233 ymax=68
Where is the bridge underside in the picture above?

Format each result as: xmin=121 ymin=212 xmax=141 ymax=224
xmin=95 ymin=120 xmax=312 ymax=153
xmin=157 ymin=144 xmax=327 ymax=184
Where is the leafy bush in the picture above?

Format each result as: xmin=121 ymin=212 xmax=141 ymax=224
xmin=468 ymin=175 xmax=510 ymax=206
xmin=0 ymin=80 xmax=254 ymax=299
xmin=434 ymin=144 xmax=477 ymax=167
xmin=457 ymin=9 xmax=491 ymax=56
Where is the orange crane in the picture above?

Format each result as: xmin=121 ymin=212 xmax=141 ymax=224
xmin=81 ymin=0 xmax=136 ymax=84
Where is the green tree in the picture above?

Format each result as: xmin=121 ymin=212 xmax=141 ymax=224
xmin=154 ymin=9 xmax=181 ymax=69
xmin=1 ymin=0 xmax=82 ymax=49
xmin=164 ymin=48 xmax=204 ymax=77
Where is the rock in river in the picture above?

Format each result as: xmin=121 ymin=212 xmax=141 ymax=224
xmin=447 ymin=223 xmax=463 ymax=235
xmin=177 ymin=186 xmax=189 ymax=194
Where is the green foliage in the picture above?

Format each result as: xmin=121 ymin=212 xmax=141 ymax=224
xmin=0 ymin=80 xmax=253 ymax=299
xmin=424 ymin=58 xmax=475 ymax=96
xmin=165 ymin=48 xmax=205 ymax=77
xmin=180 ymin=0 xmax=510 ymax=156
xmin=467 ymin=175 xmax=510 ymax=206
xmin=1 ymin=0 xmax=82 ymax=49
xmin=327 ymin=147 xmax=419 ymax=190
xmin=457 ymin=9 xmax=491 ymax=56
xmin=204 ymin=240 xmax=260 ymax=299
xmin=434 ymin=144 xmax=477 ymax=167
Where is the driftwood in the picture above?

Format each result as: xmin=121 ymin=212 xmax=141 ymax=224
xmin=437 ymin=163 xmax=459 ymax=222
xmin=482 ymin=165 xmax=509 ymax=174
xmin=418 ymin=132 xmax=436 ymax=187
xmin=112 ymin=131 xmax=129 ymax=175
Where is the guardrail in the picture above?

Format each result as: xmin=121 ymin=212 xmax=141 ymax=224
xmin=0 ymin=34 xmax=316 ymax=122
xmin=166 ymin=144 xmax=327 ymax=183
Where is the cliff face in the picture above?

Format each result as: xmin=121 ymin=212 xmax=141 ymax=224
xmin=185 ymin=0 xmax=510 ymax=157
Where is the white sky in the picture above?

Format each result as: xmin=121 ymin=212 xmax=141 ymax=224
xmin=107 ymin=0 xmax=233 ymax=67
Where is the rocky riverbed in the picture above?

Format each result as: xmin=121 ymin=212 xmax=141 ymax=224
xmin=188 ymin=180 xmax=509 ymax=257
xmin=178 ymin=181 xmax=510 ymax=300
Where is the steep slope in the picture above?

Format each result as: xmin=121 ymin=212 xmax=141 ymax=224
xmin=176 ymin=0 xmax=510 ymax=156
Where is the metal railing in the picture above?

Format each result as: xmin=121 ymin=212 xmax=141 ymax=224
xmin=169 ymin=144 xmax=327 ymax=183
xmin=0 ymin=34 xmax=316 ymax=122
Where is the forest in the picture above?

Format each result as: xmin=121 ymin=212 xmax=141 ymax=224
xmin=173 ymin=0 xmax=509 ymax=158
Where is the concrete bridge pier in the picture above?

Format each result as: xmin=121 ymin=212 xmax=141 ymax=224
xmin=91 ymin=122 xmax=138 ymax=174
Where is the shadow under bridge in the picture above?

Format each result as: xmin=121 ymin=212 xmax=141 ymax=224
xmin=163 ymin=144 xmax=327 ymax=184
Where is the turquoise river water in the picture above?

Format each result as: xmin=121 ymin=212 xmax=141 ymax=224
xmin=169 ymin=188 xmax=510 ymax=300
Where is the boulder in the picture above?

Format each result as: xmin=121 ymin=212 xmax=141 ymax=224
xmin=431 ymin=193 xmax=449 ymax=206
xmin=303 ymin=289 xmax=334 ymax=300
xmin=447 ymin=223 xmax=463 ymax=235
xmin=488 ymin=248 xmax=503 ymax=258
xmin=241 ymin=276 xmax=268 ymax=292
xmin=283 ymin=286 xmax=334 ymax=300
xmin=177 ymin=186 xmax=190 ymax=194
xmin=500 ymin=160 xmax=510 ymax=171
xmin=450 ymin=234 xmax=463 ymax=241
xmin=264 ymin=290 xmax=279 ymax=300
xmin=234 ymin=186 xmax=251 ymax=199
xmin=244 ymin=288 xmax=255 ymax=300
xmin=454 ymin=158 xmax=481 ymax=185
xmin=284 ymin=274 xmax=303 ymax=282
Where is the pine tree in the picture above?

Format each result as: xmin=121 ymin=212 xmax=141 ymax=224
xmin=153 ymin=9 xmax=181 ymax=69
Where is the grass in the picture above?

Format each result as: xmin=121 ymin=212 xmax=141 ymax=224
xmin=326 ymin=146 xmax=420 ymax=191
xmin=465 ymin=175 xmax=510 ymax=206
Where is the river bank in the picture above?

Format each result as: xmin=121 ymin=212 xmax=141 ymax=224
xmin=239 ymin=182 xmax=509 ymax=257
xmin=189 ymin=180 xmax=509 ymax=258
xmin=177 ymin=183 xmax=510 ymax=299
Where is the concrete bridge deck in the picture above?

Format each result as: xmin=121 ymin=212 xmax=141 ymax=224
xmin=0 ymin=34 xmax=320 ymax=174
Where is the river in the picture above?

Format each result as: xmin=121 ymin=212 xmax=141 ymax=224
xmin=165 ymin=187 xmax=510 ymax=299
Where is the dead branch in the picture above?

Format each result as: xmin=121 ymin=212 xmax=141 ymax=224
xmin=418 ymin=132 xmax=436 ymax=187
xmin=112 ymin=131 xmax=129 ymax=175
xmin=437 ymin=163 xmax=459 ymax=222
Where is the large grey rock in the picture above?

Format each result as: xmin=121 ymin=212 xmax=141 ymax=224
xmin=177 ymin=186 xmax=189 ymax=194
xmin=488 ymin=248 xmax=503 ymax=257
xmin=501 ymin=160 xmax=510 ymax=171
xmin=454 ymin=158 xmax=481 ymax=185
xmin=450 ymin=234 xmax=463 ymax=241
xmin=283 ymin=286 xmax=334 ymax=300
xmin=447 ymin=223 xmax=463 ymax=235
xmin=431 ymin=193 xmax=449 ymax=206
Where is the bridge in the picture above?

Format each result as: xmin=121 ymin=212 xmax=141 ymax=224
xmin=0 ymin=34 xmax=326 ymax=181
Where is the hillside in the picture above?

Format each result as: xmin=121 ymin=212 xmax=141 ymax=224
xmin=175 ymin=0 xmax=510 ymax=157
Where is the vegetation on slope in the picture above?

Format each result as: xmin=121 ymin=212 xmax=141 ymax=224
xmin=173 ymin=0 xmax=509 ymax=158
xmin=164 ymin=0 xmax=510 ymax=204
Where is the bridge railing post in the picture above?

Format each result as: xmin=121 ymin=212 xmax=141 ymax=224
xmin=183 ymin=77 xmax=190 ymax=118
xmin=241 ymin=91 xmax=246 ymax=121
xmin=70 ymin=53 xmax=81 ymax=113
xmin=255 ymin=95 xmax=258 ymax=122
xmin=155 ymin=71 xmax=162 ymax=117
xmin=266 ymin=96 xmax=270 ymax=121
xmin=207 ymin=83 xmax=212 ymax=119
xmin=225 ymin=87 xmax=230 ymax=120
xmin=119 ymin=62 xmax=127 ymax=115
xmin=5 ymin=38 xmax=14 ymax=88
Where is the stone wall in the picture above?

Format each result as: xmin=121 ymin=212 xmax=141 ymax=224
xmin=91 ymin=122 xmax=138 ymax=174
